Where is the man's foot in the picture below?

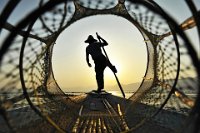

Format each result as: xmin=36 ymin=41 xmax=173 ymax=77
xmin=111 ymin=66 xmax=117 ymax=73
xmin=92 ymin=90 xmax=101 ymax=93
xmin=97 ymin=89 xmax=102 ymax=93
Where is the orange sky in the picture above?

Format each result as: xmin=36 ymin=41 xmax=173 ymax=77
xmin=52 ymin=15 xmax=147 ymax=92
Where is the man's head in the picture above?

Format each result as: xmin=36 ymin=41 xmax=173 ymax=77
xmin=85 ymin=35 xmax=97 ymax=43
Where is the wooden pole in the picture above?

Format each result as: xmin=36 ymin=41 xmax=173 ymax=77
xmin=96 ymin=32 xmax=125 ymax=98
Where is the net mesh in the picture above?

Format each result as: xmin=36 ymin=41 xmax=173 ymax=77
xmin=0 ymin=0 xmax=199 ymax=132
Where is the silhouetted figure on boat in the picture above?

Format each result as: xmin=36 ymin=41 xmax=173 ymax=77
xmin=85 ymin=35 xmax=117 ymax=93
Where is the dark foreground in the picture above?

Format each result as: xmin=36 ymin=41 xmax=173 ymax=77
xmin=0 ymin=92 xmax=186 ymax=133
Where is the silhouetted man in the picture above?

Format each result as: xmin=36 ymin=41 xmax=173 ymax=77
xmin=85 ymin=35 xmax=117 ymax=93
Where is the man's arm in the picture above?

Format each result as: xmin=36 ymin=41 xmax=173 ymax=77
xmin=97 ymin=35 xmax=108 ymax=46
xmin=86 ymin=49 xmax=92 ymax=67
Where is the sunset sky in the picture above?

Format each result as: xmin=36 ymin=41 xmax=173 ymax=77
xmin=0 ymin=0 xmax=199 ymax=93
xmin=51 ymin=0 xmax=200 ymax=92
xmin=52 ymin=15 xmax=147 ymax=91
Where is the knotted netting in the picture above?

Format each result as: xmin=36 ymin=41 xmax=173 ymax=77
xmin=0 ymin=0 xmax=199 ymax=132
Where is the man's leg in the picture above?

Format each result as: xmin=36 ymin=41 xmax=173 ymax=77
xmin=95 ymin=61 xmax=106 ymax=92
xmin=96 ymin=70 xmax=104 ymax=92
xmin=95 ymin=57 xmax=107 ymax=93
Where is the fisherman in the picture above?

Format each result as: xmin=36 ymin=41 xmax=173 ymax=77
xmin=85 ymin=34 xmax=117 ymax=93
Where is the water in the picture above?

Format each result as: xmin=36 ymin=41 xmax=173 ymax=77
xmin=64 ymin=91 xmax=134 ymax=98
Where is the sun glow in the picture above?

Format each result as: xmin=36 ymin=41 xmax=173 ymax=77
xmin=52 ymin=15 xmax=147 ymax=92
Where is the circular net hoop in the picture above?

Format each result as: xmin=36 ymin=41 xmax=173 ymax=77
xmin=0 ymin=0 xmax=199 ymax=132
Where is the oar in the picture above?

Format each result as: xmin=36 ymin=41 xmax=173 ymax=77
xmin=96 ymin=32 xmax=125 ymax=98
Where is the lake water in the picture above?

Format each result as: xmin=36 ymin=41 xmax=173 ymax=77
xmin=64 ymin=90 xmax=134 ymax=98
